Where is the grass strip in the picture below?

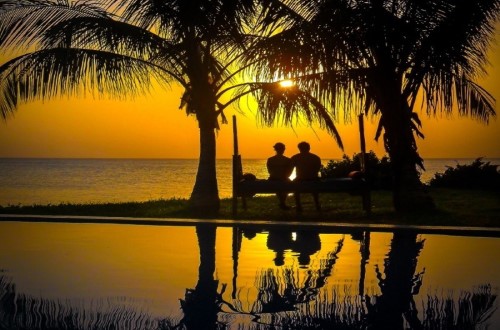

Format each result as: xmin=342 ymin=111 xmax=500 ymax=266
xmin=1 ymin=188 xmax=498 ymax=228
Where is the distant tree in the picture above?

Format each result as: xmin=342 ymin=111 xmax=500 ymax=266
xmin=0 ymin=0 xmax=342 ymax=216
xmin=248 ymin=0 xmax=499 ymax=212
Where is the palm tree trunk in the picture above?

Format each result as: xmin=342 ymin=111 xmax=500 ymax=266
xmin=381 ymin=89 xmax=435 ymax=212
xmin=189 ymin=121 xmax=220 ymax=216
xmin=385 ymin=128 xmax=432 ymax=212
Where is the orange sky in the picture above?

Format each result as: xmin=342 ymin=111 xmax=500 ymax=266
xmin=1 ymin=34 xmax=499 ymax=160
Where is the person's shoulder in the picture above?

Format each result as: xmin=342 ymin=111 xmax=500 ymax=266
xmin=309 ymin=152 xmax=320 ymax=159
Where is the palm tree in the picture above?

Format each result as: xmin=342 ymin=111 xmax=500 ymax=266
xmin=248 ymin=0 xmax=499 ymax=212
xmin=0 ymin=0 xmax=343 ymax=215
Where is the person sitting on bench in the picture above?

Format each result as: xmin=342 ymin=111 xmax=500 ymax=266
xmin=291 ymin=141 xmax=322 ymax=212
xmin=267 ymin=142 xmax=293 ymax=210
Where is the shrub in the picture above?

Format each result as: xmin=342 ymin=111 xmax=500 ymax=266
xmin=320 ymin=151 xmax=393 ymax=189
xmin=429 ymin=158 xmax=500 ymax=190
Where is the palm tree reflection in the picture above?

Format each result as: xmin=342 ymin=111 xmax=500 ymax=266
xmin=366 ymin=232 xmax=426 ymax=328
xmin=179 ymin=224 xmax=223 ymax=329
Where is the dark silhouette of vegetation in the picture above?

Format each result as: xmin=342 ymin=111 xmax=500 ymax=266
xmin=429 ymin=158 xmax=500 ymax=190
xmin=320 ymin=151 xmax=393 ymax=189
xmin=423 ymin=285 xmax=497 ymax=329
xmin=0 ymin=274 xmax=166 ymax=329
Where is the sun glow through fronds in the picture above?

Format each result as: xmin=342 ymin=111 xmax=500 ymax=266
xmin=279 ymin=79 xmax=294 ymax=88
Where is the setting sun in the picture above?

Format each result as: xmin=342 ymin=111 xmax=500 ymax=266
xmin=279 ymin=79 xmax=295 ymax=88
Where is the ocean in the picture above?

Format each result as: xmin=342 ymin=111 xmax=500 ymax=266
xmin=0 ymin=158 xmax=498 ymax=206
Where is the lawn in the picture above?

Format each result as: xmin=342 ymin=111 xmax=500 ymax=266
xmin=1 ymin=188 xmax=498 ymax=228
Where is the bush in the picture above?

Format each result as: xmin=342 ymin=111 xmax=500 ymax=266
xmin=429 ymin=158 xmax=500 ymax=190
xmin=320 ymin=151 xmax=393 ymax=189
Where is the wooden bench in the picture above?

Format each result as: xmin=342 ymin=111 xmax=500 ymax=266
xmin=231 ymin=116 xmax=371 ymax=216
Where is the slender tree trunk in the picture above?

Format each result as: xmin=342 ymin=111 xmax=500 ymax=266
xmin=184 ymin=36 xmax=221 ymax=216
xmin=189 ymin=120 xmax=220 ymax=216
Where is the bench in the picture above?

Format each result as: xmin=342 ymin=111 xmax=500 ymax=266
xmin=230 ymin=116 xmax=371 ymax=216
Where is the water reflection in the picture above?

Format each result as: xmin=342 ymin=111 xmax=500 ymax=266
xmin=0 ymin=223 xmax=498 ymax=329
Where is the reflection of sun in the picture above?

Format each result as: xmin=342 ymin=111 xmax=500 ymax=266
xmin=279 ymin=79 xmax=294 ymax=88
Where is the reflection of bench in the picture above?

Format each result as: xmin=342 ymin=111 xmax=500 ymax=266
xmin=231 ymin=116 xmax=371 ymax=216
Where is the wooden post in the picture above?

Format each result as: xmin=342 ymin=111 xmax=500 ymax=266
xmin=358 ymin=114 xmax=367 ymax=172
xmin=358 ymin=114 xmax=371 ymax=213
xmin=232 ymin=115 xmax=239 ymax=217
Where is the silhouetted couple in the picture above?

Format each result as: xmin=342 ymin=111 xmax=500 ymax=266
xmin=266 ymin=141 xmax=321 ymax=212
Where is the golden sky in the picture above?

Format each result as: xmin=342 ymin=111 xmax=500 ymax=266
xmin=1 ymin=35 xmax=499 ymax=160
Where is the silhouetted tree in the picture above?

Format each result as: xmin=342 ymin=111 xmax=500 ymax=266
xmin=249 ymin=0 xmax=499 ymax=212
xmin=0 ymin=0 xmax=342 ymax=216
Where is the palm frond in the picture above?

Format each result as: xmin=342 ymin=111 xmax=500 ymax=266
xmin=420 ymin=70 xmax=496 ymax=123
xmin=0 ymin=0 xmax=109 ymax=50
xmin=41 ymin=15 xmax=183 ymax=68
xmin=0 ymin=48 xmax=171 ymax=119
xmin=246 ymin=81 xmax=344 ymax=150
xmin=404 ymin=0 xmax=500 ymax=122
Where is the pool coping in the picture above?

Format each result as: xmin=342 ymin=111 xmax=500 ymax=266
xmin=1 ymin=213 xmax=499 ymax=238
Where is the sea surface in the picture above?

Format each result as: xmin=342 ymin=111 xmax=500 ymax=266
xmin=0 ymin=158 xmax=498 ymax=206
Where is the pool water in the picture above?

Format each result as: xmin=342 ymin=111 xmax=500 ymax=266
xmin=0 ymin=221 xmax=498 ymax=329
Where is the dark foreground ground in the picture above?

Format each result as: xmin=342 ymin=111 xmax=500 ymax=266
xmin=1 ymin=188 xmax=498 ymax=230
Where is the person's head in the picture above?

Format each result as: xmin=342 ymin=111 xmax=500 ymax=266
xmin=298 ymin=253 xmax=311 ymax=267
xmin=274 ymin=251 xmax=285 ymax=266
xmin=297 ymin=141 xmax=310 ymax=153
xmin=273 ymin=142 xmax=286 ymax=154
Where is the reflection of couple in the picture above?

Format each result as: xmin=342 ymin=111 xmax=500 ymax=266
xmin=266 ymin=230 xmax=321 ymax=267
xmin=267 ymin=141 xmax=321 ymax=212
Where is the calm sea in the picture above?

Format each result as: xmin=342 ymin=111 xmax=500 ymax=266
xmin=0 ymin=158 xmax=498 ymax=206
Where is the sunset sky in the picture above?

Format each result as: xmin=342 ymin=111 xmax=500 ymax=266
xmin=1 ymin=33 xmax=499 ymax=160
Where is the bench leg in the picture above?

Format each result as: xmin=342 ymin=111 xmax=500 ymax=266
xmin=242 ymin=196 xmax=247 ymax=210
xmin=362 ymin=190 xmax=371 ymax=213
xmin=232 ymin=194 xmax=238 ymax=217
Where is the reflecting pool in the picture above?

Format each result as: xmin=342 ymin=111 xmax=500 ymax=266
xmin=0 ymin=221 xmax=498 ymax=329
